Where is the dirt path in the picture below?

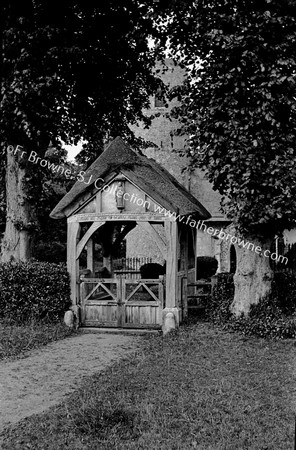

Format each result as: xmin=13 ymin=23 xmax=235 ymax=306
xmin=0 ymin=333 xmax=140 ymax=434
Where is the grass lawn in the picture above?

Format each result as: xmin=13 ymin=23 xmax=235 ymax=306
xmin=1 ymin=321 xmax=296 ymax=449
xmin=0 ymin=320 xmax=79 ymax=361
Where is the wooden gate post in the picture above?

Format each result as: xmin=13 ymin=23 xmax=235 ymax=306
xmin=117 ymin=277 xmax=123 ymax=328
xmin=163 ymin=219 xmax=179 ymax=333
xmin=87 ymin=238 xmax=94 ymax=274
xmin=67 ymin=220 xmax=81 ymax=311
xmin=182 ymin=276 xmax=188 ymax=320
xmin=80 ymin=276 xmax=87 ymax=324
xmin=182 ymin=227 xmax=189 ymax=321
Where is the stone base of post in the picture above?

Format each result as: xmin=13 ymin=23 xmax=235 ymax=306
xmin=162 ymin=307 xmax=180 ymax=335
xmin=70 ymin=304 xmax=81 ymax=329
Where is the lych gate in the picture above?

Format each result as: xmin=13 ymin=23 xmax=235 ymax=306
xmin=79 ymin=247 xmax=165 ymax=329
xmin=50 ymin=137 xmax=211 ymax=331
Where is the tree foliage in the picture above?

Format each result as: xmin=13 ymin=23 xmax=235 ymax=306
xmin=1 ymin=1 xmax=165 ymax=161
xmin=0 ymin=1 xmax=168 ymax=261
xmin=167 ymin=0 xmax=296 ymax=237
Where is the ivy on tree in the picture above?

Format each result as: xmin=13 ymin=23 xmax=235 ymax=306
xmin=166 ymin=0 xmax=296 ymax=314
xmin=168 ymin=0 xmax=296 ymax=236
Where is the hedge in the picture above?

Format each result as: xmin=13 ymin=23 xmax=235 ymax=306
xmin=0 ymin=260 xmax=71 ymax=323
xmin=205 ymin=273 xmax=234 ymax=323
xmin=206 ymin=272 xmax=296 ymax=339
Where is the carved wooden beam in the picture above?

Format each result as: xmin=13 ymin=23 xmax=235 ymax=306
xmin=76 ymin=222 xmax=105 ymax=259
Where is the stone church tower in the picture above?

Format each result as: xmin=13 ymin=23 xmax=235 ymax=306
xmin=127 ymin=59 xmax=233 ymax=274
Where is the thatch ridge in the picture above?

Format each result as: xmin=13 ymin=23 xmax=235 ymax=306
xmin=50 ymin=137 xmax=211 ymax=220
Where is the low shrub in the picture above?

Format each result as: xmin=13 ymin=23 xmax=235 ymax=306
xmin=95 ymin=267 xmax=111 ymax=278
xmin=140 ymin=263 xmax=166 ymax=279
xmin=206 ymin=271 xmax=296 ymax=339
xmin=270 ymin=271 xmax=296 ymax=314
xmin=229 ymin=298 xmax=296 ymax=339
xmin=0 ymin=260 xmax=71 ymax=323
xmin=196 ymin=256 xmax=218 ymax=280
xmin=206 ymin=272 xmax=234 ymax=323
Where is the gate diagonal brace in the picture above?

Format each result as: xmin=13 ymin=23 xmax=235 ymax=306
xmin=84 ymin=282 xmax=117 ymax=302
xmin=125 ymin=281 xmax=159 ymax=303
xmin=125 ymin=282 xmax=143 ymax=302
xmin=141 ymin=282 xmax=160 ymax=302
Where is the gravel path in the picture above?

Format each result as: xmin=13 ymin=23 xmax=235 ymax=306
xmin=0 ymin=333 xmax=140 ymax=434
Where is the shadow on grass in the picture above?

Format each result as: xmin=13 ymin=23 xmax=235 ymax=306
xmin=1 ymin=322 xmax=295 ymax=449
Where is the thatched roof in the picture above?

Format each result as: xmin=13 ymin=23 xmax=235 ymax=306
xmin=50 ymin=137 xmax=211 ymax=220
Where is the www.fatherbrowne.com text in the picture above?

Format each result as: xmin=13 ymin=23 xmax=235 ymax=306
xmin=102 ymin=183 xmax=287 ymax=264
xmin=8 ymin=144 xmax=288 ymax=265
xmin=153 ymin=204 xmax=288 ymax=265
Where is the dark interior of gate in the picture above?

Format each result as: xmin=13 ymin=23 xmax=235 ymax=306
xmin=79 ymin=221 xmax=165 ymax=329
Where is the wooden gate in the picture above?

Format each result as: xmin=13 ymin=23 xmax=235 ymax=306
xmin=80 ymin=278 xmax=120 ymax=327
xmin=80 ymin=276 xmax=164 ymax=329
xmin=122 ymin=278 xmax=164 ymax=328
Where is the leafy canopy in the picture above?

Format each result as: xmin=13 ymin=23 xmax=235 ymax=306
xmin=1 ymin=1 xmax=166 ymax=162
xmin=167 ymin=0 xmax=296 ymax=236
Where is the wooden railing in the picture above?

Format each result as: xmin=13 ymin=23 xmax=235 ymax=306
xmin=113 ymin=257 xmax=152 ymax=271
xmin=113 ymin=257 xmax=153 ymax=279
xmin=178 ymin=274 xmax=218 ymax=319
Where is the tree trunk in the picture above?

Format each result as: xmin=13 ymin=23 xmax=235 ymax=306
xmin=231 ymin=236 xmax=273 ymax=316
xmin=1 ymin=147 xmax=37 ymax=262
